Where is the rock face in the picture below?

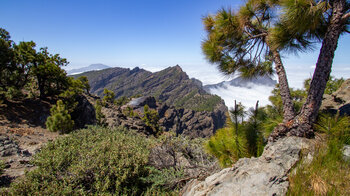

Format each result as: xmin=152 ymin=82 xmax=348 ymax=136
xmin=0 ymin=135 xmax=20 ymax=157
xmin=102 ymin=96 xmax=225 ymax=138
xmin=181 ymin=137 xmax=314 ymax=196
xmin=70 ymin=95 xmax=97 ymax=129
xmin=158 ymin=103 xmax=226 ymax=138
xmin=321 ymin=79 xmax=350 ymax=115
xmin=148 ymin=136 xmax=220 ymax=187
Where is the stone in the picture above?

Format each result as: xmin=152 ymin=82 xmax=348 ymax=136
xmin=343 ymin=145 xmax=350 ymax=162
xmin=321 ymin=79 xmax=350 ymax=115
xmin=70 ymin=95 xmax=97 ymax=129
xmin=181 ymin=136 xmax=314 ymax=196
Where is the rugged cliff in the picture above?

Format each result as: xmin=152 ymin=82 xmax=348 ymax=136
xmin=100 ymin=96 xmax=225 ymax=138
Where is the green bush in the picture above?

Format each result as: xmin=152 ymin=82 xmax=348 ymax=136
xmin=102 ymin=88 xmax=116 ymax=105
xmin=46 ymin=100 xmax=74 ymax=134
xmin=142 ymin=105 xmax=162 ymax=136
xmin=3 ymin=126 xmax=181 ymax=195
xmin=5 ymin=127 xmax=150 ymax=195
xmin=94 ymin=99 xmax=107 ymax=126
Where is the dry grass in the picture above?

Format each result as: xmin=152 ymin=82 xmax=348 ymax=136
xmin=288 ymin=139 xmax=350 ymax=195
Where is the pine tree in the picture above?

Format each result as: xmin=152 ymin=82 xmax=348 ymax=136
xmin=46 ymin=100 xmax=74 ymax=134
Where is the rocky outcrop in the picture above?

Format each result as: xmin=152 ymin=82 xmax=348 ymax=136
xmin=0 ymin=135 xmax=20 ymax=157
xmin=103 ymin=96 xmax=225 ymax=138
xmin=321 ymin=79 xmax=350 ymax=115
xmin=181 ymin=136 xmax=315 ymax=196
xmin=70 ymin=95 xmax=96 ymax=129
xmin=148 ymin=136 xmax=220 ymax=188
xmin=158 ymin=103 xmax=225 ymax=138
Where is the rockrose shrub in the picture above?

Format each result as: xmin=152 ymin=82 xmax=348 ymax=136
xmin=5 ymin=126 xmax=154 ymax=195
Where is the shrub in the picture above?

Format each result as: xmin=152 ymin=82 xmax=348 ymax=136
xmin=45 ymin=100 xmax=74 ymax=134
xmin=5 ymin=127 xmax=151 ymax=195
xmin=3 ymin=126 xmax=181 ymax=195
xmin=102 ymin=88 xmax=115 ymax=105
xmin=94 ymin=99 xmax=107 ymax=126
xmin=4 ymin=86 xmax=22 ymax=100
xmin=142 ymin=105 xmax=162 ymax=136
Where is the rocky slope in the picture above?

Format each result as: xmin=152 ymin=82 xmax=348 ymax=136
xmin=321 ymin=78 xmax=350 ymax=115
xmin=76 ymin=65 xmax=226 ymax=113
xmin=99 ymin=96 xmax=226 ymax=138
xmin=181 ymin=136 xmax=316 ymax=196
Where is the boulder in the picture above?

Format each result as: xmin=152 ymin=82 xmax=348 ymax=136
xmin=181 ymin=136 xmax=314 ymax=196
xmin=70 ymin=95 xmax=97 ymax=129
xmin=343 ymin=145 xmax=350 ymax=162
xmin=321 ymin=79 xmax=350 ymax=115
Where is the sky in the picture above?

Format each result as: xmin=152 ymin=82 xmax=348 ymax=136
xmin=1 ymin=0 xmax=349 ymax=92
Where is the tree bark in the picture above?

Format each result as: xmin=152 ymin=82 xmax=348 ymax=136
xmin=272 ymin=50 xmax=296 ymax=122
xmin=269 ymin=0 xmax=347 ymax=141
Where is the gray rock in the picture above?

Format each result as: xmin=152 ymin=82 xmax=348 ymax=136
xmin=181 ymin=137 xmax=314 ymax=196
xmin=321 ymin=79 xmax=350 ymax=115
xmin=70 ymin=95 xmax=97 ymax=129
xmin=343 ymin=145 xmax=350 ymax=162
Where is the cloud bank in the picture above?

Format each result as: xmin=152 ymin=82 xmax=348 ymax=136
xmin=208 ymin=83 xmax=275 ymax=110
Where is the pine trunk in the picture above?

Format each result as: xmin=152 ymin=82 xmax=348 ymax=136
xmin=272 ymin=50 xmax=296 ymax=122
xmin=269 ymin=0 xmax=347 ymax=141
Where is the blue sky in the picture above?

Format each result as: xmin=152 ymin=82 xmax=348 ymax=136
xmin=1 ymin=0 xmax=349 ymax=88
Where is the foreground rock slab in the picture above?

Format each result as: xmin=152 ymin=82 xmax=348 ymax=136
xmin=181 ymin=136 xmax=314 ymax=196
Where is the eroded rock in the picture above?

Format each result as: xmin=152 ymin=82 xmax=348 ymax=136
xmin=181 ymin=136 xmax=314 ymax=196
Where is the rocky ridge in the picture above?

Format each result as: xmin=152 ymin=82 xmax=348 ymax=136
xmin=75 ymin=65 xmax=227 ymax=113
xmin=100 ymin=96 xmax=226 ymax=138
xmin=181 ymin=136 xmax=316 ymax=196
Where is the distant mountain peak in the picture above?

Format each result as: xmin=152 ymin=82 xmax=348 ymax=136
xmin=67 ymin=64 xmax=111 ymax=75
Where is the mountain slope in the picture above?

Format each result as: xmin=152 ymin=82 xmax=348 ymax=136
xmin=77 ymin=65 xmax=226 ymax=112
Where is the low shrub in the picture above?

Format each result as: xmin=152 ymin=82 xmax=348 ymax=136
xmin=3 ymin=126 xmax=180 ymax=195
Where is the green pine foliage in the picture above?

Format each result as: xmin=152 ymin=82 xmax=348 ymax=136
xmin=102 ymin=88 xmax=116 ymax=105
xmin=205 ymin=122 xmax=247 ymax=168
xmin=142 ymin=105 xmax=162 ymax=136
xmin=77 ymin=76 xmax=90 ymax=94
xmin=45 ymin=100 xmax=74 ymax=134
xmin=94 ymin=99 xmax=107 ymax=126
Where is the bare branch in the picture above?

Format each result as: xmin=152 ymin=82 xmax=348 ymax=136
xmin=247 ymin=33 xmax=268 ymax=40
xmin=342 ymin=12 xmax=350 ymax=21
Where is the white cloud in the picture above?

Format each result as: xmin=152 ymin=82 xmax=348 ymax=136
xmin=208 ymin=83 xmax=274 ymax=109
